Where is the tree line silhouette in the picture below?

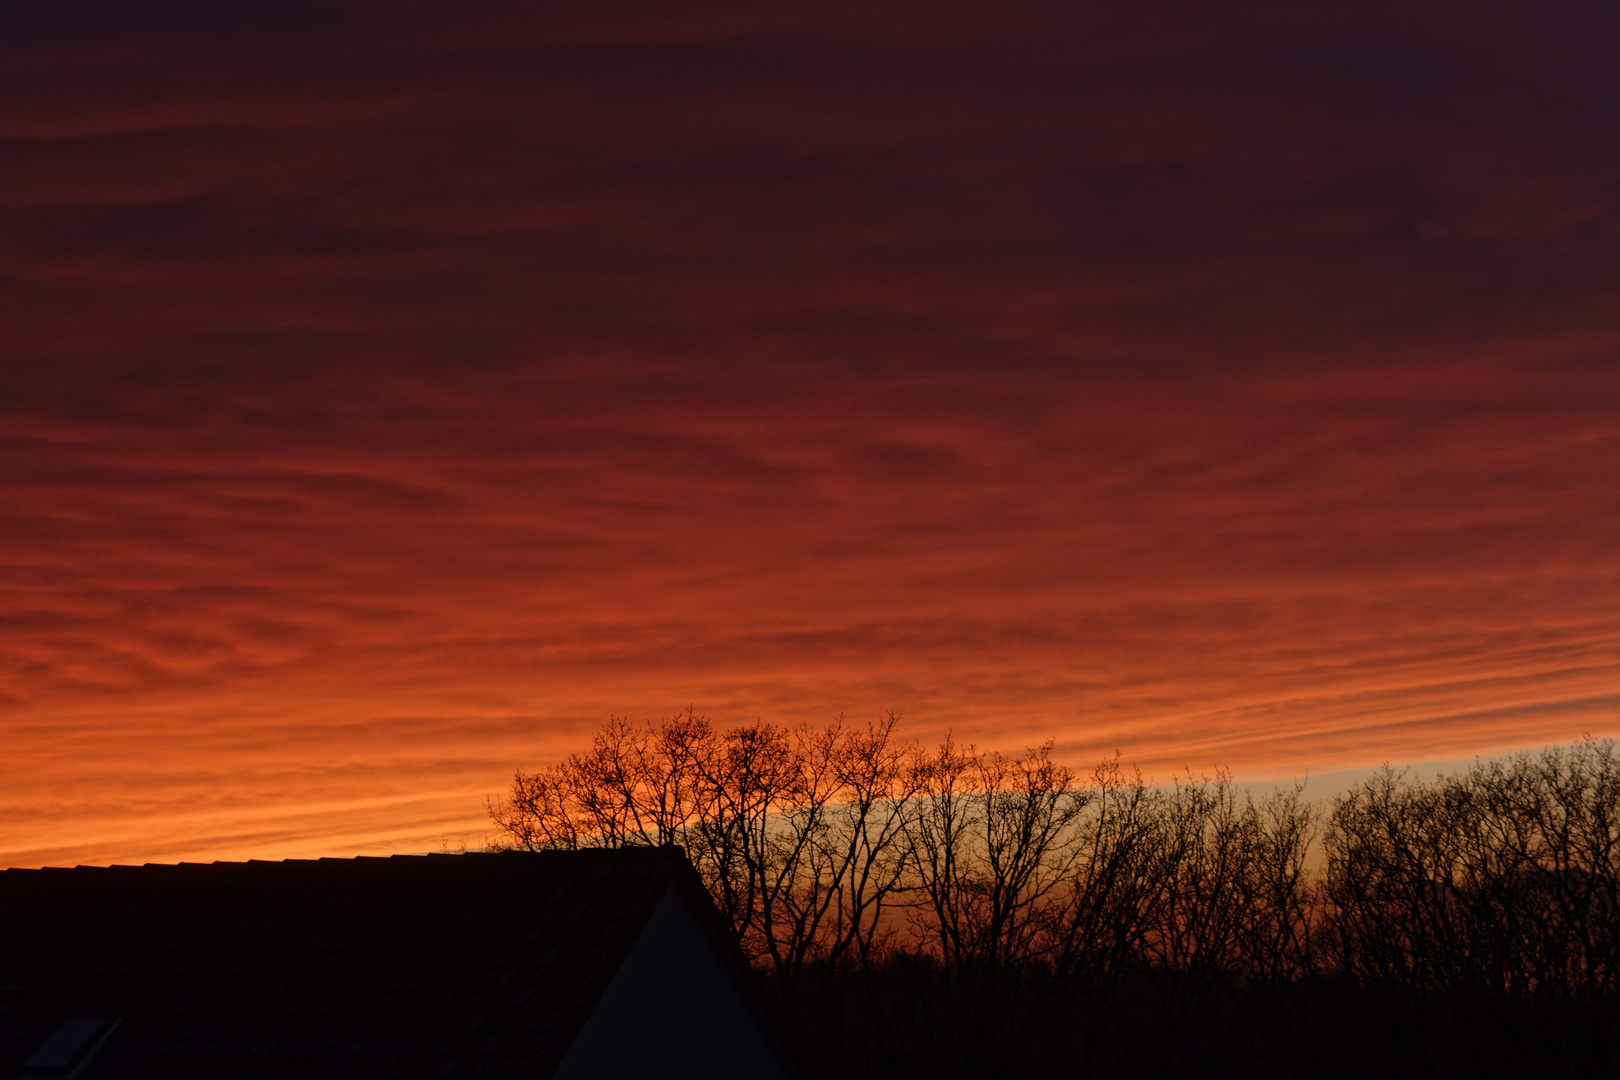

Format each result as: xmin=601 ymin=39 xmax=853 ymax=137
xmin=489 ymin=712 xmax=1620 ymax=1079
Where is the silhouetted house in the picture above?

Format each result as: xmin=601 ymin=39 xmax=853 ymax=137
xmin=0 ymin=847 xmax=796 ymax=1079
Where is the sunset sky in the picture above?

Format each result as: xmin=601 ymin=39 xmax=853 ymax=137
xmin=4 ymin=0 xmax=1618 ymax=869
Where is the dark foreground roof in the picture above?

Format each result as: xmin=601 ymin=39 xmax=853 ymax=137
xmin=0 ymin=848 xmax=701 ymax=1079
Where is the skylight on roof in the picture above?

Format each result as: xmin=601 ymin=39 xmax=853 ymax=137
xmin=21 ymin=1017 xmax=120 ymax=1079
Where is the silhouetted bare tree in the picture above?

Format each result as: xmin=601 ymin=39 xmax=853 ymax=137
xmin=1135 ymin=773 xmax=1320 ymax=1075
xmin=903 ymin=737 xmax=1089 ymax=1077
xmin=490 ymin=709 xmax=927 ymax=1058
xmin=491 ymin=717 xmax=1620 ymax=1080
xmin=1323 ymin=740 xmax=1620 ymax=1077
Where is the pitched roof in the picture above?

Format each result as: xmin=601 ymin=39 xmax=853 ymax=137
xmin=0 ymin=848 xmax=700 ymax=1079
